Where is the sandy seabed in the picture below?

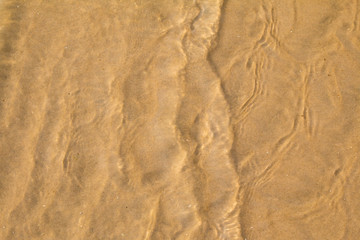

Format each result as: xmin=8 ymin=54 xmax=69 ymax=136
xmin=0 ymin=0 xmax=360 ymax=239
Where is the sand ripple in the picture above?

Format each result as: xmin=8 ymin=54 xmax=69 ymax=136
xmin=0 ymin=0 xmax=360 ymax=239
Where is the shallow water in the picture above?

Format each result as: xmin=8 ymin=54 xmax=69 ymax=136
xmin=0 ymin=0 xmax=359 ymax=239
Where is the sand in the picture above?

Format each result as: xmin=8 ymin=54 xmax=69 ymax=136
xmin=0 ymin=0 xmax=359 ymax=239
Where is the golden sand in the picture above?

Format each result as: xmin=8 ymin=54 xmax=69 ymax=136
xmin=0 ymin=0 xmax=359 ymax=239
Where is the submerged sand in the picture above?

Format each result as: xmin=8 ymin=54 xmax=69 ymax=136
xmin=0 ymin=0 xmax=359 ymax=239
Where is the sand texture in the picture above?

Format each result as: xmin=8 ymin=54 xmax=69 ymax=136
xmin=0 ymin=0 xmax=360 ymax=239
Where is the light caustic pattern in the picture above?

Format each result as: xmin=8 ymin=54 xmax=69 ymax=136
xmin=0 ymin=0 xmax=359 ymax=239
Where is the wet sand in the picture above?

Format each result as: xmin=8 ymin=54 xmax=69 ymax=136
xmin=0 ymin=0 xmax=359 ymax=239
